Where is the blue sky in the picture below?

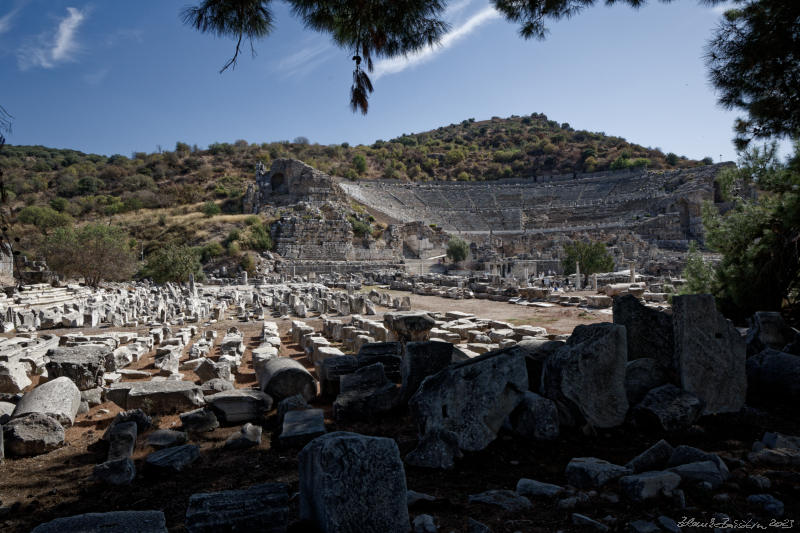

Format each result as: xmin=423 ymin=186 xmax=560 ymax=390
xmin=1 ymin=0 xmax=753 ymax=161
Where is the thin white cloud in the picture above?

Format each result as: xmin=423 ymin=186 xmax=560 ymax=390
xmin=372 ymin=5 xmax=500 ymax=80
xmin=0 ymin=7 xmax=21 ymax=35
xmin=105 ymin=28 xmax=143 ymax=47
xmin=277 ymin=41 xmax=334 ymax=78
xmin=17 ymin=6 xmax=87 ymax=70
xmin=83 ymin=67 xmax=109 ymax=85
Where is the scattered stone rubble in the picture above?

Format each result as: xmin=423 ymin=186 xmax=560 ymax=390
xmin=1 ymin=276 xmax=798 ymax=532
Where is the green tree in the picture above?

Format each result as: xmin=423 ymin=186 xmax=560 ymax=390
xmin=352 ymin=154 xmax=367 ymax=175
xmin=43 ymin=224 xmax=137 ymax=287
xmin=240 ymin=252 xmax=256 ymax=274
xmin=246 ymin=224 xmax=273 ymax=251
xmin=700 ymin=141 xmax=800 ymax=321
xmin=17 ymin=205 xmax=73 ymax=235
xmin=679 ymin=241 xmax=716 ymax=295
xmin=141 ymin=244 xmax=203 ymax=283
xmin=349 ymin=217 xmax=371 ymax=237
xmin=561 ymin=240 xmax=615 ymax=282
xmin=49 ymin=197 xmax=68 ymax=212
xmin=200 ymin=241 xmax=225 ymax=262
xmin=446 ymin=237 xmax=469 ymax=263
xmin=665 ymin=152 xmax=679 ymax=166
xmin=201 ymin=201 xmax=221 ymax=217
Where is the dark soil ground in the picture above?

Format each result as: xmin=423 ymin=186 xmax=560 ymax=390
xmin=0 ymin=304 xmax=797 ymax=532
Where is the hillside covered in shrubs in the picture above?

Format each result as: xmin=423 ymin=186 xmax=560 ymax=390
xmin=0 ymin=112 xmax=711 ymax=280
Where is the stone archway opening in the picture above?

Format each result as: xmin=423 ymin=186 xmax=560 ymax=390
xmin=271 ymin=173 xmax=288 ymax=194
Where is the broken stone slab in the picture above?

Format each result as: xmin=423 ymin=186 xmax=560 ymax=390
xmin=571 ymin=513 xmax=609 ymax=532
xmin=672 ymin=294 xmax=746 ymax=415
xmin=407 ymin=346 xmax=527 ymax=469
xmin=117 ymin=369 xmax=151 ymax=379
xmin=205 ymin=389 xmax=273 ymax=424
xmin=185 ymin=483 xmax=289 ymax=533
xmin=625 ymin=358 xmax=670 ymax=406
xmin=626 ymin=439 xmax=674 ymax=473
xmin=276 ymin=394 xmax=310 ymax=426
xmin=180 ymin=408 xmax=219 ymax=433
xmin=333 ymin=363 xmax=400 ymax=422
xmin=632 ymin=384 xmax=703 ymax=432
xmin=3 ymin=412 xmax=64 ymax=456
xmin=565 ymin=457 xmax=632 ymax=489
xmin=146 ymin=443 xmax=200 ymax=473
xmin=107 ymin=346 xmax=135 ymax=371
xmin=613 ymin=294 xmax=674 ymax=369
xmin=279 ymin=408 xmax=325 ymax=447
xmin=147 ymin=429 xmax=188 ymax=448
xmin=746 ymin=348 xmax=800 ymax=403
xmin=357 ymin=342 xmax=403 ymax=383
xmin=667 ymin=460 xmax=725 ymax=489
xmin=313 ymin=346 xmax=345 ymax=366
xmin=400 ymin=341 xmax=453 ymax=403
xmin=666 ymin=445 xmax=729 ymax=479
xmin=516 ymin=338 xmax=565 ymax=394
xmin=12 ymin=376 xmax=81 ymax=426
xmin=509 ymin=391 xmax=559 ymax=441
xmin=102 ymin=409 xmax=152 ymax=441
xmin=0 ymin=361 xmax=32 ymax=394
xmin=31 ymin=510 xmax=168 ymax=533
xmin=45 ymin=345 xmax=108 ymax=390
xmin=299 ymin=431 xmax=410 ymax=532
xmin=201 ymin=377 xmax=235 ymax=395
xmin=747 ymin=494 xmax=785 ymax=518
xmin=107 ymin=421 xmax=137 ymax=461
xmin=762 ymin=431 xmax=800 ymax=450
xmin=154 ymin=348 xmax=180 ymax=375
xmin=224 ymin=422 xmax=262 ymax=450
xmin=384 ymin=312 xmax=436 ymax=345
xmin=468 ymin=490 xmax=532 ymax=512
xmin=316 ymin=355 xmax=358 ymax=399
xmin=93 ymin=458 xmax=136 ymax=486
xmin=619 ymin=471 xmax=681 ymax=501
xmin=745 ymin=311 xmax=795 ymax=356
xmin=258 ymin=357 xmax=316 ymax=402
xmin=220 ymin=332 xmax=245 ymax=355
xmin=747 ymin=447 xmax=800 ymax=467
xmin=107 ymin=380 xmax=205 ymax=414
xmin=81 ymin=387 xmax=103 ymax=407
xmin=195 ymin=358 xmax=233 ymax=383
xmin=0 ymin=401 xmax=14 ymax=424
xmin=541 ymin=323 xmax=628 ymax=428
xmin=516 ymin=478 xmax=564 ymax=499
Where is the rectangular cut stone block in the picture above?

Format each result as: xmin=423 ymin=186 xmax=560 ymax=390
xmin=185 ymin=483 xmax=289 ymax=533
xmin=672 ymin=294 xmax=746 ymax=415
xmin=299 ymin=432 xmax=410 ymax=532
xmin=279 ymin=408 xmax=326 ymax=447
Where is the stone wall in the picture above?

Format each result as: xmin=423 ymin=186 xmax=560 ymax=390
xmin=243 ymin=159 xmax=344 ymax=212
xmin=0 ymin=242 xmax=13 ymax=287
xmin=272 ymin=204 xmax=353 ymax=261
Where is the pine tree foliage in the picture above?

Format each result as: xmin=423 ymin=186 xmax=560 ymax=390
xmin=705 ymin=0 xmax=800 ymax=149
xmin=701 ymin=141 xmax=800 ymax=321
